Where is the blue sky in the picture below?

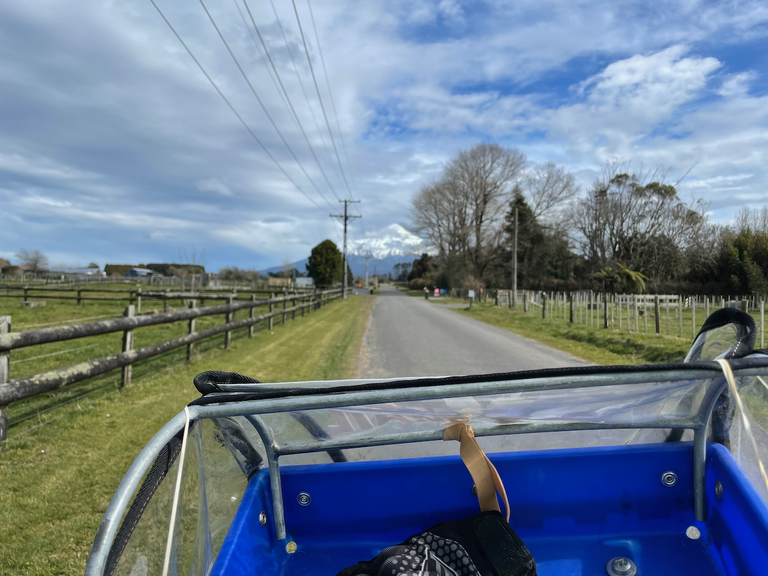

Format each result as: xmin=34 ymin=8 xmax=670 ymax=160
xmin=1 ymin=0 xmax=768 ymax=271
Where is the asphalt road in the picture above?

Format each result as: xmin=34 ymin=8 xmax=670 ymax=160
xmin=313 ymin=284 xmax=672 ymax=460
xmin=358 ymin=284 xmax=585 ymax=379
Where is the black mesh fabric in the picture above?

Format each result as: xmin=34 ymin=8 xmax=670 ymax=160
xmin=193 ymin=370 xmax=261 ymax=395
xmin=337 ymin=511 xmax=537 ymax=576
xmin=104 ymin=429 xmax=184 ymax=576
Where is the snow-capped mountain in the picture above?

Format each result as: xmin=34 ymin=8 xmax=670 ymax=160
xmin=259 ymin=224 xmax=433 ymax=278
xmin=348 ymin=224 xmax=428 ymax=258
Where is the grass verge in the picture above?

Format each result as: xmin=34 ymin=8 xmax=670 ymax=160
xmin=0 ymin=295 xmax=374 ymax=576
xmin=457 ymin=303 xmax=691 ymax=365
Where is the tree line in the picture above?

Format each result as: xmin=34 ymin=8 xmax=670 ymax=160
xmin=409 ymin=142 xmax=767 ymax=295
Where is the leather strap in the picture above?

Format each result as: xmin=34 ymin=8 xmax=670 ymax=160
xmin=444 ymin=423 xmax=510 ymax=521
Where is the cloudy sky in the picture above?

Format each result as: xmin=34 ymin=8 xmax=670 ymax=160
xmin=1 ymin=0 xmax=767 ymax=271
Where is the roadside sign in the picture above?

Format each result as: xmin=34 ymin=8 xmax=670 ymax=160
xmin=468 ymin=290 xmax=475 ymax=300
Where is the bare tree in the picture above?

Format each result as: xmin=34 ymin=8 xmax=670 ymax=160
xmin=522 ymin=161 xmax=579 ymax=224
xmin=569 ymin=163 xmax=710 ymax=280
xmin=15 ymin=249 xmax=49 ymax=277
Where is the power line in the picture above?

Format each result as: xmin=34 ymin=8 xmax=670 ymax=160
xmin=198 ymin=0 xmax=335 ymax=208
xmin=267 ymin=0 xmax=341 ymax=190
xmin=231 ymin=0 xmax=299 ymax=134
xmin=148 ymin=0 xmax=326 ymax=211
xmin=291 ymin=0 xmax=354 ymax=201
xmin=306 ymin=0 xmax=358 ymax=202
xmin=242 ymin=0 xmax=342 ymax=202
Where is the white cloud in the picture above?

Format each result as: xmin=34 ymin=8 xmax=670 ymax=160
xmin=718 ymin=71 xmax=757 ymax=98
xmin=197 ymin=178 xmax=233 ymax=197
xmin=2 ymin=0 xmax=768 ymax=269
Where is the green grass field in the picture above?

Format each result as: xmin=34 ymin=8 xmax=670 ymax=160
xmin=457 ymin=302 xmax=693 ymax=365
xmin=0 ymin=287 xmax=311 ymax=430
xmin=0 ymin=295 xmax=374 ymax=576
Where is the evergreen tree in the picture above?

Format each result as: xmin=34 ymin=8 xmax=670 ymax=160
xmin=306 ymin=240 xmax=343 ymax=287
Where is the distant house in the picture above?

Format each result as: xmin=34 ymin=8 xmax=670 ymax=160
xmin=123 ymin=268 xmax=154 ymax=278
xmin=43 ymin=267 xmax=106 ymax=279
xmin=0 ymin=257 xmax=9 ymax=270
xmin=295 ymin=277 xmax=314 ymax=288
xmin=267 ymin=277 xmax=292 ymax=288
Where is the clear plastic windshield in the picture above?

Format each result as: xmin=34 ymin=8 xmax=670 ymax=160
xmin=104 ymin=364 xmax=768 ymax=576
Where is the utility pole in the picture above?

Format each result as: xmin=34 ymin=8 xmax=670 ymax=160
xmin=512 ymin=207 xmax=518 ymax=308
xmin=330 ymin=199 xmax=361 ymax=299
xmin=363 ymin=252 xmax=373 ymax=288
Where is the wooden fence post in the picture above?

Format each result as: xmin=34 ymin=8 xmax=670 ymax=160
xmin=292 ymin=294 xmax=296 ymax=321
xmin=164 ymin=289 xmax=169 ymax=313
xmin=225 ymin=297 xmax=233 ymax=349
xmin=121 ymin=305 xmax=134 ymax=387
xmin=23 ymin=286 xmax=28 ymax=303
xmin=610 ymin=294 xmax=614 ymax=329
xmin=692 ymin=296 xmax=697 ymax=340
xmin=666 ymin=298 xmax=670 ymax=336
xmin=742 ymin=298 xmax=749 ymax=314
xmin=679 ymin=296 xmax=684 ymax=338
xmin=618 ymin=296 xmax=622 ymax=331
xmin=0 ymin=316 xmax=10 ymax=445
xmin=603 ymin=293 xmax=608 ymax=329
xmin=569 ymin=292 xmax=574 ymax=323
xmin=301 ymin=296 xmax=305 ymax=317
xmin=706 ymin=296 xmax=710 ymax=319
xmin=269 ymin=293 xmax=274 ymax=331
xmin=282 ymin=295 xmax=287 ymax=325
xmin=137 ymin=287 xmax=142 ymax=315
xmin=761 ymin=299 xmax=765 ymax=349
xmin=249 ymin=295 xmax=256 ymax=338
xmin=187 ymin=300 xmax=196 ymax=362
xmin=77 ymin=289 xmax=82 ymax=305
xmin=542 ymin=293 xmax=547 ymax=319
xmin=523 ymin=293 xmax=528 ymax=313
xmin=654 ymin=296 xmax=661 ymax=335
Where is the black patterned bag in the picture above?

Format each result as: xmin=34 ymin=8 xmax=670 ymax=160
xmin=336 ymin=424 xmax=537 ymax=576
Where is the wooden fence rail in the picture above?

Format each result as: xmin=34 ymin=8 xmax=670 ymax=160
xmin=0 ymin=285 xmax=314 ymax=307
xmin=0 ymin=288 xmax=341 ymax=442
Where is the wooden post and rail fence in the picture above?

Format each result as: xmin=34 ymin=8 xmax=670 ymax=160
xmin=0 ymin=284 xmax=314 ymax=310
xmin=0 ymin=288 xmax=341 ymax=443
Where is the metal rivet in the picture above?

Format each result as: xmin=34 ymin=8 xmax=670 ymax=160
xmin=661 ymin=471 xmax=678 ymax=487
xmin=297 ymin=492 xmax=311 ymax=506
xmin=471 ymin=484 xmax=478 ymax=496
xmin=715 ymin=480 xmax=723 ymax=499
xmin=606 ymin=556 xmax=637 ymax=576
xmin=286 ymin=541 xmax=297 ymax=554
xmin=259 ymin=511 xmax=267 ymax=526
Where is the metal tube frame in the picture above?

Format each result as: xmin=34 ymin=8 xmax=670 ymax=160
xmin=245 ymin=415 xmax=286 ymax=541
xmin=86 ymin=366 xmax=762 ymax=575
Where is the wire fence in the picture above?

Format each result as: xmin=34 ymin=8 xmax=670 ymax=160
xmin=477 ymin=289 xmax=767 ymax=346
